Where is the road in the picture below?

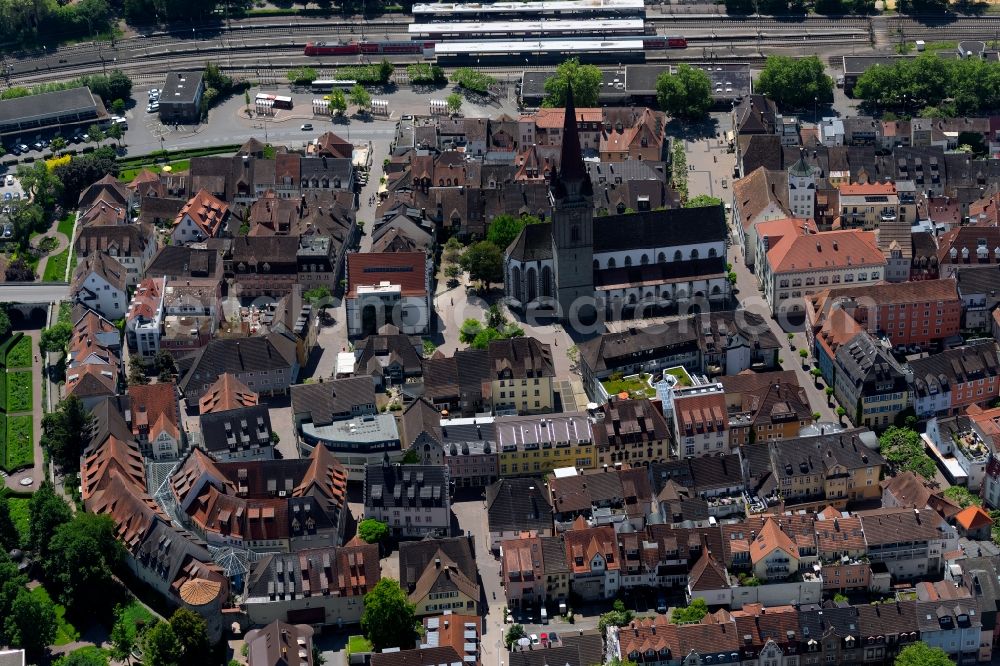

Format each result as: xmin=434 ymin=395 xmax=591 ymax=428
xmin=683 ymin=112 xmax=838 ymax=424
xmin=0 ymin=283 xmax=69 ymax=303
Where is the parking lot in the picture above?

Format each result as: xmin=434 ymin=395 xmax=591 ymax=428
xmin=1 ymin=174 xmax=25 ymax=232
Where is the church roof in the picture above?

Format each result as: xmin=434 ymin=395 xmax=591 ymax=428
xmin=594 ymin=206 xmax=726 ymax=253
xmin=507 ymin=221 xmax=554 ymax=262
xmin=550 ymin=84 xmax=593 ymax=200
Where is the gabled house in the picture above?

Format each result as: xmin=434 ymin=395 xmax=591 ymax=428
xmin=71 ymin=252 xmax=128 ymax=320
xmin=172 ymin=190 xmax=229 ymax=244
xmin=563 ymin=520 xmax=620 ymax=600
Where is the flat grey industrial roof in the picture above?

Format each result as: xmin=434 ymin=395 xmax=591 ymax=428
xmin=413 ymin=0 xmax=643 ymax=14
xmin=162 ymin=71 xmax=205 ymax=105
xmin=0 ymin=87 xmax=97 ymax=125
xmin=409 ymin=18 xmax=643 ymax=34
xmin=522 ymin=63 xmax=751 ymax=102
xmin=434 ymin=38 xmax=642 ymax=54
xmin=302 ymin=412 xmax=400 ymax=446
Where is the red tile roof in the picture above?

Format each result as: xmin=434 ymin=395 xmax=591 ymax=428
xmin=198 ymin=373 xmax=258 ymax=414
xmin=347 ymin=252 xmax=427 ymax=297
xmin=767 ymin=230 xmax=884 ymax=273
xmin=176 ymin=189 xmax=229 ymax=237
xmin=128 ymin=382 xmax=180 ymax=443
xmin=955 ymin=505 xmax=992 ymax=531
xmin=675 ymin=393 xmax=727 ymax=433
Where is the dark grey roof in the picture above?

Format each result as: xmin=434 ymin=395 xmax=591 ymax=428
xmin=365 ymin=463 xmax=449 ymax=510
xmin=697 ymin=310 xmax=781 ymax=355
xmin=857 ymin=507 xmax=951 ymax=546
xmin=910 ymin=341 xmax=1000 ymax=399
xmin=178 ymin=337 xmax=294 ymax=397
xmin=422 ymin=348 xmax=490 ymax=402
xmin=650 ymin=455 xmax=743 ymax=494
xmin=594 ymin=206 xmax=726 ymax=253
xmin=488 ymin=337 xmax=555 ymax=380
xmin=953 ymin=264 xmax=1000 ymax=295
xmin=199 ymin=405 xmax=273 ymax=454
xmin=770 ymin=429 xmax=885 ymax=478
xmin=506 ymin=631 xmax=603 ymax=666
xmin=371 ymin=647 xmax=462 ymax=666
xmin=356 ymin=331 xmax=423 ymax=375
xmin=540 ymin=535 xmax=569 ymax=575
xmin=146 ymin=246 xmax=223 ymax=281
xmin=855 ymin=600 xmax=919 ymax=638
xmin=291 ymin=376 xmax=377 ymax=427
xmin=835 ymin=332 xmax=908 ymax=393
xmin=398 ymin=535 xmax=477 ymax=591
xmin=798 ymin=604 xmax=860 ymax=639
xmin=506 ymin=221 xmax=553 ymax=261
xmin=486 ymin=478 xmax=552 ymax=535
xmin=299 ymin=156 xmax=352 ymax=183
xmin=161 ymin=71 xmax=204 ymax=105
xmin=0 ymin=86 xmax=98 ymax=124
xmin=915 ymin=599 xmax=981 ymax=632
xmin=578 ymin=318 xmax=699 ymax=375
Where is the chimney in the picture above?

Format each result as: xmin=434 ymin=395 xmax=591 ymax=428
xmin=435 ymin=557 xmax=441 ymax=569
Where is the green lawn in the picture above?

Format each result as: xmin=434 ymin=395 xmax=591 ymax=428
xmin=5 ymin=336 xmax=31 ymax=369
xmin=665 ymin=366 xmax=693 ymax=387
xmin=601 ymin=373 xmax=654 ymax=399
xmin=348 ymin=636 xmax=374 ymax=655
xmin=117 ymin=598 xmax=155 ymax=629
xmin=6 ymin=372 xmax=31 ymax=413
xmin=56 ymin=213 xmax=75 ymax=238
xmin=29 ymin=586 xmax=79 ymax=646
xmin=5 ymin=415 xmax=32 ymax=470
xmin=119 ymin=159 xmax=191 ymax=183
xmin=7 ymin=495 xmax=29 ymax=547
xmin=43 ymin=247 xmax=71 ymax=282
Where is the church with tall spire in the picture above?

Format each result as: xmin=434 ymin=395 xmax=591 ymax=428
xmin=503 ymin=86 xmax=730 ymax=323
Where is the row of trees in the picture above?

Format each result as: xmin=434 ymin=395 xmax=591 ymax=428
xmin=723 ymin=0 xmax=874 ymax=13
xmin=855 ymin=53 xmax=1000 ymax=116
xmin=540 ymin=56 xmax=832 ymax=121
xmin=0 ymin=0 xmax=114 ymax=49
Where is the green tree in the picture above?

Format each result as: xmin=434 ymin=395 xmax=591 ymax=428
xmin=357 ymin=518 xmax=389 ymax=544
xmin=378 ymin=59 xmax=395 ymax=84
xmin=244 ymin=89 xmax=251 ymax=112
xmin=287 ymin=66 xmax=318 ymax=85
xmin=85 ymin=71 xmax=133 ymax=105
xmin=28 ymin=482 xmax=72 ymax=559
xmin=170 ymin=608 xmax=211 ymax=666
xmin=878 ymin=426 xmax=937 ymax=479
xmin=685 ymin=195 xmax=724 ymax=209
xmin=7 ymin=202 xmax=46 ymax=251
xmin=671 ymin=598 xmax=708 ymax=624
xmin=128 ymin=355 xmax=149 ymax=386
xmin=350 ymin=84 xmax=372 ymax=113
xmin=0 ymin=552 xmax=28 ymax=623
xmin=459 ymin=241 xmax=503 ymax=288
xmin=543 ymin=58 xmax=603 ymax=107
xmin=894 ymin=642 xmax=953 ymax=666
xmin=597 ymin=608 xmax=633 ymax=634
xmin=0 ymin=495 xmax=19 ymax=551
xmin=52 ymin=147 xmax=119 ymax=208
xmin=41 ymin=396 xmax=96 ymax=473
xmin=446 ymin=92 xmax=463 ymax=115
xmin=327 ymin=89 xmax=347 ymax=116
xmin=4 ymin=588 xmax=57 ymax=658
xmin=88 ymin=124 xmax=105 ymax=147
xmin=505 ymin=624 xmax=527 ymax=648
xmin=51 ymin=136 xmax=68 ymax=154
xmin=486 ymin=214 xmax=541 ymax=251
xmin=16 ymin=161 xmax=63 ymax=212
xmin=110 ymin=605 xmax=138 ymax=665
xmin=304 ymin=286 xmax=333 ymax=306
xmin=459 ymin=319 xmax=483 ymax=344
xmin=656 ymin=64 xmax=713 ymax=119
xmin=106 ymin=122 xmax=125 ymax=149
xmin=44 ymin=513 xmax=124 ymax=610
xmin=486 ymin=303 xmax=507 ymax=330
xmin=56 ymin=646 xmax=110 ymax=666
xmin=943 ymin=486 xmax=982 ymax=508
xmin=0 ymin=308 xmax=10 ymax=339
xmin=471 ymin=327 xmax=502 ymax=350
xmin=361 ymin=578 xmax=416 ymax=649
xmin=154 ymin=350 xmax=177 ymax=379
xmin=142 ymin=621 xmax=183 ymax=666
xmin=755 ymin=55 xmax=834 ymax=110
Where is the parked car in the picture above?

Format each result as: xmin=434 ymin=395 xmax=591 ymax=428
xmin=529 ymin=635 xmax=539 ymax=646
xmin=4 ymin=175 xmax=13 ymax=186
xmin=17 ymin=144 xmax=28 ymax=153
xmin=301 ymin=123 xmax=313 ymax=131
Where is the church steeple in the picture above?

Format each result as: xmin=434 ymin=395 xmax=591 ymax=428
xmin=550 ymin=83 xmax=593 ymax=200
